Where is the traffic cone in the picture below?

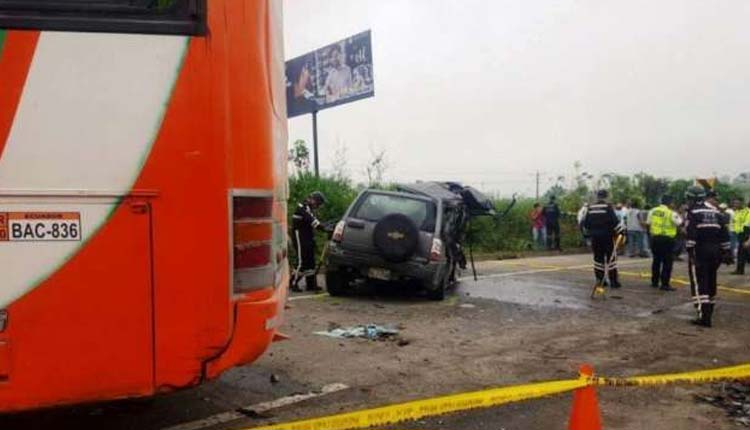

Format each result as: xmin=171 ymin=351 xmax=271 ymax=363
xmin=568 ymin=364 xmax=602 ymax=430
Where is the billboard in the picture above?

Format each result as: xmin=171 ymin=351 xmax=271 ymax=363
xmin=286 ymin=30 xmax=374 ymax=118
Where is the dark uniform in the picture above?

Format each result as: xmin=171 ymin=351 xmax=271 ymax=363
xmin=685 ymin=189 xmax=732 ymax=327
xmin=291 ymin=199 xmax=323 ymax=291
xmin=583 ymin=194 xmax=624 ymax=288
xmin=543 ymin=198 xmax=562 ymax=250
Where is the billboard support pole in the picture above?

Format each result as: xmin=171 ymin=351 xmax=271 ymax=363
xmin=312 ymin=110 xmax=319 ymax=177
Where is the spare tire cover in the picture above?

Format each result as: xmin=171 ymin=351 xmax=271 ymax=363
xmin=373 ymin=213 xmax=420 ymax=263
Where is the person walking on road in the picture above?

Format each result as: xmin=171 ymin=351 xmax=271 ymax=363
xmin=543 ymin=196 xmax=562 ymax=251
xmin=646 ymin=195 xmax=682 ymax=291
xmin=731 ymin=199 xmax=750 ymax=275
xmin=291 ymin=191 xmax=328 ymax=293
xmin=684 ymin=186 xmax=733 ymax=328
xmin=583 ymin=190 xmax=624 ymax=288
xmin=529 ymin=203 xmax=546 ymax=250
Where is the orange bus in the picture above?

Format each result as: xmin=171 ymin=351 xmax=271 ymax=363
xmin=0 ymin=0 xmax=289 ymax=412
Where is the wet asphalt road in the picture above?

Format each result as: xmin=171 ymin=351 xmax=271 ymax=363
xmin=2 ymin=253 xmax=749 ymax=430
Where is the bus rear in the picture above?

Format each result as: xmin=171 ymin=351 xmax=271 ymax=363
xmin=0 ymin=0 xmax=289 ymax=412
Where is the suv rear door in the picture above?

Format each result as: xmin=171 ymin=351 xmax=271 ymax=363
xmin=341 ymin=191 xmax=437 ymax=262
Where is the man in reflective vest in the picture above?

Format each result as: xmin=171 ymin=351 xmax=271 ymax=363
xmin=685 ymin=186 xmax=732 ymax=327
xmin=646 ymin=195 xmax=682 ymax=291
xmin=731 ymin=199 xmax=750 ymax=275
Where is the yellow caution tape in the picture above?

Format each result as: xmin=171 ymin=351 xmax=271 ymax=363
xmin=246 ymin=363 xmax=750 ymax=430
xmin=595 ymin=363 xmax=750 ymax=387
xmin=719 ymin=286 xmax=750 ymax=296
xmin=247 ymin=379 xmax=588 ymax=430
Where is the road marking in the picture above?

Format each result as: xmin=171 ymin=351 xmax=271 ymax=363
xmin=244 ymin=364 xmax=750 ymax=430
xmin=469 ymin=260 xmax=750 ymax=297
xmin=288 ymin=293 xmax=330 ymax=301
xmin=461 ymin=259 xmax=646 ymax=281
xmin=161 ymin=383 xmax=348 ymax=430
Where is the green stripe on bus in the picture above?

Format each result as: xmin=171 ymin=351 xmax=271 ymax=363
xmin=0 ymin=30 xmax=7 ymax=57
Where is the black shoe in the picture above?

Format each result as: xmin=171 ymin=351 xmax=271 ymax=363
xmin=730 ymin=271 xmax=745 ymax=276
xmin=611 ymin=282 xmax=622 ymax=289
xmin=690 ymin=318 xmax=712 ymax=328
xmin=660 ymin=285 xmax=676 ymax=292
xmin=650 ymin=282 xmax=659 ymax=288
xmin=290 ymin=285 xmax=303 ymax=293
xmin=309 ymin=287 xmax=324 ymax=294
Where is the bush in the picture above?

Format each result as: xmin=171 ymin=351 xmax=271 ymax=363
xmin=287 ymin=172 xmax=359 ymax=224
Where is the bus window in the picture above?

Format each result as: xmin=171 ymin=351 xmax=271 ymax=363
xmin=0 ymin=0 xmax=206 ymax=35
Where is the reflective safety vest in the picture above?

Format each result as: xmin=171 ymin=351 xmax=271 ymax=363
xmin=733 ymin=208 xmax=750 ymax=234
xmin=649 ymin=205 xmax=678 ymax=238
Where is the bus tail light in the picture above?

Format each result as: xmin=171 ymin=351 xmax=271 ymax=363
xmin=0 ymin=310 xmax=6 ymax=332
xmin=232 ymin=195 xmax=277 ymax=294
xmin=332 ymin=221 xmax=346 ymax=242
xmin=430 ymin=238 xmax=443 ymax=262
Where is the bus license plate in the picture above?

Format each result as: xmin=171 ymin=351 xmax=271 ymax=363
xmin=0 ymin=212 xmax=82 ymax=242
xmin=368 ymin=267 xmax=391 ymax=281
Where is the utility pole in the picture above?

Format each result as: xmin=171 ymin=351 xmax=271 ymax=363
xmin=535 ymin=171 xmax=540 ymax=201
xmin=312 ymin=110 xmax=319 ymax=177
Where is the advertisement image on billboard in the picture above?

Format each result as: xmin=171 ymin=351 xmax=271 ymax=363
xmin=286 ymin=30 xmax=374 ymax=118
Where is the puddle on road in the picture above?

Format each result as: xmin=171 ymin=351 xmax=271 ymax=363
xmin=457 ymin=277 xmax=589 ymax=310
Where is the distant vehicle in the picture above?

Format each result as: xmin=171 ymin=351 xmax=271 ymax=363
xmin=0 ymin=0 xmax=288 ymax=412
xmin=326 ymin=182 xmax=495 ymax=300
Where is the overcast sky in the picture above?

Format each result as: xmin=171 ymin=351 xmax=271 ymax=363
xmin=283 ymin=0 xmax=750 ymax=196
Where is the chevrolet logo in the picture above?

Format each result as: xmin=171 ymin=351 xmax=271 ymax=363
xmin=387 ymin=231 xmax=405 ymax=240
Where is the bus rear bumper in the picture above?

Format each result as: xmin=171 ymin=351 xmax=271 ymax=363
xmin=204 ymin=284 xmax=287 ymax=380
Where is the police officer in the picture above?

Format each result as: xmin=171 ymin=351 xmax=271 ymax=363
xmin=731 ymin=199 xmax=750 ymax=275
xmin=583 ymin=190 xmax=624 ymax=288
xmin=646 ymin=195 xmax=682 ymax=291
xmin=291 ymin=191 xmax=327 ymax=292
xmin=684 ymin=186 xmax=733 ymax=327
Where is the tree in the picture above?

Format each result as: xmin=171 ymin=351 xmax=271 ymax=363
xmin=364 ymin=148 xmax=388 ymax=186
xmin=289 ymin=139 xmax=310 ymax=175
xmin=544 ymin=184 xmax=565 ymax=201
xmin=634 ymin=173 xmax=670 ymax=206
xmin=666 ymin=179 xmax=691 ymax=205
xmin=601 ymin=173 xmax=641 ymax=204
xmin=331 ymin=142 xmax=349 ymax=180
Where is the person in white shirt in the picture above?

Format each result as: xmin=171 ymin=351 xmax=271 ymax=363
xmin=323 ymin=45 xmax=352 ymax=103
xmin=625 ymin=200 xmax=648 ymax=258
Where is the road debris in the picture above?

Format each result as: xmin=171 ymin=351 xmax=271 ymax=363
xmin=696 ymin=382 xmax=750 ymax=427
xmin=314 ymin=324 xmax=400 ymax=341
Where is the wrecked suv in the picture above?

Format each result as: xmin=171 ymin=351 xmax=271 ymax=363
xmin=325 ymin=182 xmax=494 ymax=300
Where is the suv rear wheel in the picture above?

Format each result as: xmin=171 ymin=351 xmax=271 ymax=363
xmin=325 ymin=270 xmax=351 ymax=296
xmin=426 ymin=260 xmax=451 ymax=301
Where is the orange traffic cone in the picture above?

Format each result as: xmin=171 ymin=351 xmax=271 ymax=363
xmin=568 ymin=364 xmax=602 ymax=430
